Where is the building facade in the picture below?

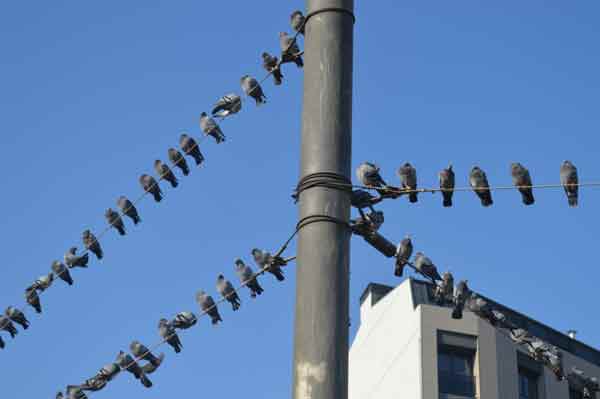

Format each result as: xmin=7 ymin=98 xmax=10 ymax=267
xmin=349 ymin=279 xmax=600 ymax=399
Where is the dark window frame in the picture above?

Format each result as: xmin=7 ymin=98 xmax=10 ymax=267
xmin=437 ymin=331 xmax=477 ymax=399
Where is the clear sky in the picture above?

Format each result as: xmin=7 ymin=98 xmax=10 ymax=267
xmin=1 ymin=1 xmax=599 ymax=397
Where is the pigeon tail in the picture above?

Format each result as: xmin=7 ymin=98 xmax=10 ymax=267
xmin=409 ymin=192 xmax=418 ymax=203
xmin=394 ymin=262 xmax=405 ymax=277
xmin=152 ymin=192 xmax=163 ymax=202
xmin=181 ymin=165 xmax=190 ymax=176
xmin=0 ymin=336 xmax=4 ymax=349
xmin=522 ymin=191 xmax=535 ymax=206
xmin=140 ymin=374 xmax=152 ymax=388
xmin=174 ymin=344 xmax=181 ymax=353
xmin=480 ymin=193 xmax=493 ymax=207
xmin=451 ymin=304 xmax=464 ymax=320
xmin=133 ymin=215 xmax=141 ymax=225
xmin=442 ymin=193 xmax=453 ymax=207
xmin=169 ymin=179 xmax=178 ymax=188
xmin=272 ymin=269 xmax=285 ymax=281
xmin=294 ymin=56 xmax=304 ymax=68
xmin=568 ymin=193 xmax=578 ymax=207
xmin=116 ymin=226 xmax=126 ymax=236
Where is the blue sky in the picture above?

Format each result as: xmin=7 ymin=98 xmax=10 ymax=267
xmin=1 ymin=1 xmax=599 ymax=397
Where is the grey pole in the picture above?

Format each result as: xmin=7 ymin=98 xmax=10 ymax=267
xmin=293 ymin=1 xmax=354 ymax=398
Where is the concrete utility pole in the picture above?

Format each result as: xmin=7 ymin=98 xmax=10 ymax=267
xmin=293 ymin=0 xmax=354 ymax=398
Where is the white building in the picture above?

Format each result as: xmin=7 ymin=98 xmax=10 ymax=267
xmin=349 ymin=279 xmax=600 ymax=399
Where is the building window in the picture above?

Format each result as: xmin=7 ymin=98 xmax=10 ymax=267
xmin=438 ymin=347 xmax=476 ymax=398
xmin=519 ymin=369 xmax=538 ymax=399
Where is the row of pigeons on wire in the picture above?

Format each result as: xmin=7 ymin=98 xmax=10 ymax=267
xmin=54 ymin=249 xmax=294 ymax=398
xmin=350 ymin=211 xmax=598 ymax=397
xmin=0 ymin=10 xmax=308 ymax=353
xmin=355 ymin=160 xmax=581 ymax=207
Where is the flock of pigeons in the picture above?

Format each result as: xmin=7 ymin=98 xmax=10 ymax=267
xmin=55 ymin=249 xmax=294 ymax=399
xmin=0 ymin=8 xmax=307 ymax=358
xmin=349 ymin=176 xmax=598 ymax=398
xmin=355 ymin=160 xmax=580 ymax=207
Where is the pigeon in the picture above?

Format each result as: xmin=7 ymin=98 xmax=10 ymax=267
xmin=66 ymin=385 xmax=88 ymax=399
xmin=439 ymin=164 xmax=455 ymax=207
xmin=79 ymin=377 xmax=107 ymax=392
xmin=279 ymin=32 xmax=303 ymax=68
xmin=252 ymin=248 xmax=285 ymax=281
xmin=351 ymin=210 xmax=385 ymax=237
xmin=5 ymin=306 xmax=29 ymax=330
xmin=262 ymin=52 xmax=283 ymax=85
xmin=25 ymin=285 xmax=42 ymax=313
xmin=235 ymin=258 xmax=264 ymax=298
xmin=451 ymin=280 xmax=470 ymax=319
xmin=196 ymin=290 xmax=222 ymax=325
xmin=97 ymin=363 xmax=121 ymax=382
xmin=154 ymin=160 xmax=178 ymax=188
xmin=104 ymin=208 xmax=125 ymax=235
xmin=52 ymin=260 xmax=74 ymax=285
xmin=0 ymin=315 xmax=18 ymax=338
xmin=168 ymin=148 xmax=190 ymax=176
xmin=117 ymin=196 xmax=141 ymax=224
xmin=159 ymin=318 xmax=182 ymax=354
xmin=56 ymin=392 xmax=63 ymax=399
xmin=560 ymin=160 xmax=578 ymax=207
xmin=116 ymin=351 xmax=152 ymax=388
xmin=211 ymin=93 xmax=242 ymax=118
xmin=64 ymin=247 xmax=89 ymax=269
xmin=139 ymin=174 xmax=163 ymax=202
xmin=217 ymin=274 xmax=241 ymax=311
xmin=130 ymin=340 xmax=164 ymax=369
xmin=466 ymin=294 xmax=493 ymax=320
xmin=397 ymin=162 xmax=418 ymax=203
xmin=179 ymin=134 xmax=205 ymax=166
xmin=34 ymin=272 xmax=54 ymax=292
xmin=241 ymin=75 xmax=267 ymax=106
xmin=290 ymin=10 xmax=305 ymax=35
xmin=394 ymin=236 xmax=413 ymax=277
xmin=172 ymin=311 xmax=198 ymax=330
xmin=511 ymin=163 xmax=534 ymax=205
xmin=351 ymin=190 xmax=380 ymax=218
xmin=200 ymin=112 xmax=226 ymax=144
xmin=82 ymin=230 xmax=103 ymax=260
xmin=434 ymin=271 xmax=454 ymax=305
xmin=0 ymin=336 xmax=4 ymax=349
xmin=413 ymin=252 xmax=442 ymax=282
xmin=469 ymin=166 xmax=493 ymax=207
xmin=356 ymin=162 xmax=394 ymax=197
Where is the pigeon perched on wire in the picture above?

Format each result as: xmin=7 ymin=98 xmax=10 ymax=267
xmin=171 ymin=311 xmax=198 ymax=330
xmin=66 ymin=385 xmax=88 ymax=399
xmin=241 ymin=75 xmax=267 ymax=106
xmin=104 ymin=208 xmax=126 ymax=235
xmin=64 ymin=247 xmax=89 ymax=269
xmin=235 ymin=258 xmax=264 ymax=298
xmin=52 ymin=260 xmax=74 ymax=286
xmin=139 ymin=174 xmax=163 ymax=203
xmin=154 ymin=160 xmax=178 ymax=188
xmin=217 ymin=274 xmax=241 ymax=311
xmin=439 ymin=164 xmax=455 ymax=207
xmin=179 ymin=134 xmax=205 ymax=166
xmin=351 ymin=211 xmax=384 ymax=237
xmin=290 ymin=10 xmax=305 ymax=36
xmin=280 ymin=32 xmax=304 ymax=68
xmin=0 ymin=336 xmax=4 ymax=349
xmin=168 ymin=148 xmax=190 ymax=176
xmin=211 ymin=93 xmax=242 ymax=119
xmin=200 ymin=112 xmax=226 ymax=144
xmin=82 ymin=230 xmax=103 ymax=260
xmin=560 ymin=160 xmax=578 ymax=207
xmin=394 ymin=236 xmax=413 ymax=277
xmin=451 ymin=280 xmax=470 ymax=319
xmin=469 ymin=166 xmax=493 ymax=207
xmin=356 ymin=162 xmax=393 ymax=197
xmin=34 ymin=273 xmax=54 ymax=292
xmin=262 ymin=52 xmax=283 ymax=85
xmin=252 ymin=248 xmax=285 ymax=281
xmin=397 ymin=162 xmax=418 ymax=203
xmin=130 ymin=340 xmax=164 ymax=369
xmin=159 ymin=318 xmax=183 ymax=354
xmin=117 ymin=196 xmax=141 ymax=225
xmin=196 ymin=290 xmax=222 ymax=325
xmin=413 ymin=252 xmax=442 ymax=282
xmin=351 ymin=190 xmax=381 ymax=218
xmin=25 ymin=285 xmax=42 ymax=313
xmin=5 ymin=306 xmax=29 ymax=330
xmin=79 ymin=376 xmax=107 ymax=392
xmin=115 ymin=351 xmax=152 ymax=388
xmin=0 ymin=315 xmax=18 ymax=338
xmin=434 ymin=271 xmax=454 ymax=305
xmin=96 ymin=363 xmax=121 ymax=383
xmin=511 ymin=162 xmax=535 ymax=205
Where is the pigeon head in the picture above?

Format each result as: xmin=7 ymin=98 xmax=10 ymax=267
xmin=240 ymin=75 xmax=249 ymax=83
xmin=82 ymin=230 xmax=91 ymax=239
xmin=158 ymin=318 xmax=169 ymax=327
xmin=279 ymin=32 xmax=288 ymax=38
xmin=262 ymin=52 xmax=270 ymax=59
xmin=68 ymin=247 xmax=77 ymax=254
xmin=217 ymin=274 xmax=225 ymax=282
xmin=251 ymin=248 xmax=261 ymax=256
xmin=200 ymin=112 xmax=207 ymax=118
xmin=180 ymin=133 xmax=189 ymax=141
xmin=414 ymin=251 xmax=424 ymax=257
xmin=291 ymin=10 xmax=303 ymax=19
xmin=234 ymin=258 xmax=244 ymax=267
xmin=447 ymin=164 xmax=453 ymax=171
xmin=154 ymin=160 xmax=162 ymax=168
xmin=196 ymin=290 xmax=206 ymax=299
